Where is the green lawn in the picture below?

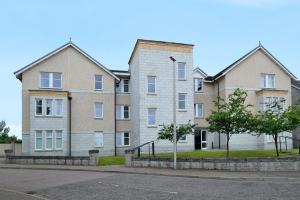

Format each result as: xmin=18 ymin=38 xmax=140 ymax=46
xmin=97 ymin=149 xmax=299 ymax=166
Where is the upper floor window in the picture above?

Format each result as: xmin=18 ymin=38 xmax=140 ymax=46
xmin=95 ymin=102 xmax=103 ymax=118
xmin=116 ymin=132 xmax=130 ymax=146
xmin=147 ymin=108 xmax=157 ymax=126
xmin=35 ymin=99 xmax=43 ymax=115
xmin=194 ymin=103 xmax=204 ymax=118
xmin=94 ymin=132 xmax=104 ymax=147
xmin=95 ymin=75 xmax=103 ymax=90
xmin=265 ymin=97 xmax=286 ymax=112
xmin=261 ymin=74 xmax=275 ymax=88
xmin=147 ymin=76 xmax=156 ymax=93
xmin=194 ymin=78 xmax=203 ymax=92
xmin=40 ymin=72 xmax=62 ymax=89
xmin=178 ymin=63 xmax=186 ymax=80
xmin=178 ymin=93 xmax=186 ymax=109
xmin=46 ymin=99 xmax=53 ymax=116
xmin=116 ymin=105 xmax=130 ymax=120
xmin=55 ymin=99 xmax=63 ymax=116
xmin=35 ymin=98 xmax=63 ymax=117
xmin=116 ymin=79 xmax=129 ymax=93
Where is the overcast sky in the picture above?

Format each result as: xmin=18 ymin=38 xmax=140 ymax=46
xmin=0 ymin=0 xmax=299 ymax=138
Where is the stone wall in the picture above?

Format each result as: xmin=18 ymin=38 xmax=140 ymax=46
xmin=0 ymin=143 xmax=22 ymax=157
xmin=125 ymin=153 xmax=300 ymax=171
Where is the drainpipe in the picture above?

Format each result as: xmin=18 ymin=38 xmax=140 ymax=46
xmin=114 ymin=79 xmax=117 ymax=156
xmin=68 ymin=95 xmax=72 ymax=157
xmin=217 ymin=81 xmax=221 ymax=149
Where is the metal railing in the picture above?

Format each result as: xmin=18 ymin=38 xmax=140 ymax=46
xmin=279 ymin=136 xmax=300 ymax=154
xmin=129 ymin=141 xmax=155 ymax=158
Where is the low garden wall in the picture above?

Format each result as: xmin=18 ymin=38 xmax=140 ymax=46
xmin=5 ymin=150 xmax=99 ymax=166
xmin=125 ymin=152 xmax=300 ymax=171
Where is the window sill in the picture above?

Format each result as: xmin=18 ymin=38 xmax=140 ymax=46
xmin=194 ymin=91 xmax=204 ymax=93
xmin=178 ymin=79 xmax=187 ymax=81
xmin=194 ymin=116 xmax=204 ymax=119
xmin=147 ymin=125 xmax=157 ymax=128
xmin=147 ymin=93 xmax=157 ymax=96
xmin=116 ymin=92 xmax=131 ymax=94
xmin=116 ymin=119 xmax=130 ymax=121
xmin=178 ymin=140 xmax=188 ymax=143
xmin=116 ymin=145 xmax=131 ymax=148
xmin=94 ymin=117 xmax=104 ymax=120
xmin=178 ymin=109 xmax=188 ymax=112
xmin=34 ymin=149 xmax=63 ymax=152
xmin=94 ymin=89 xmax=103 ymax=92
xmin=39 ymin=87 xmax=62 ymax=90
xmin=34 ymin=115 xmax=64 ymax=118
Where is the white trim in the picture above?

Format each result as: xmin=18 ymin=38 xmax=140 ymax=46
xmin=147 ymin=76 xmax=156 ymax=94
xmin=116 ymin=105 xmax=130 ymax=120
xmin=35 ymin=98 xmax=43 ymax=116
xmin=193 ymin=67 xmax=208 ymax=78
xmin=193 ymin=78 xmax=203 ymax=92
xmin=292 ymin=84 xmax=300 ymax=90
xmin=45 ymin=130 xmax=53 ymax=150
xmin=215 ymin=46 xmax=297 ymax=80
xmin=178 ymin=62 xmax=187 ymax=80
xmin=94 ymin=74 xmax=103 ymax=90
xmin=94 ymin=131 xmax=104 ymax=148
xmin=40 ymin=72 xmax=62 ymax=89
xmin=95 ymin=102 xmax=103 ymax=119
xmin=194 ymin=103 xmax=204 ymax=118
xmin=116 ymin=132 xmax=130 ymax=147
xmin=14 ymin=42 xmax=120 ymax=81
xmin=55 ymin=99 xmax=63 ymax=116
xmin=55 ymin=130 xmax=63 ymax=150
xmin=178 ymin=93 xmax=187 ymax=110
xmin=147 ymin=108 xmax=157 ymax=126
xmin=35 ymin=130 xmax=43 ymax=151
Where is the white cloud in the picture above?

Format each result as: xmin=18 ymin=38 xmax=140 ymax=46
xmin=218 ymin=0 xmax=297 ymax=7
xmin=7 ymin=123 xmax=22 ymax=139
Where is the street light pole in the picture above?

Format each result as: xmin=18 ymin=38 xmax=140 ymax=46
xmin=169 ymin=56 xmax=177 ymax=170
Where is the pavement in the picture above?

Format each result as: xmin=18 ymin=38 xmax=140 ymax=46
xmin=1 ymin=166 xmax=300 ymax=200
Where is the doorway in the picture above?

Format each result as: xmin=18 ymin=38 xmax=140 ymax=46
xmin=195 ymin=129 xmax=207 ymax=150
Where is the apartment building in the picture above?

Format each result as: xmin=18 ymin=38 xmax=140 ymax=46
xmin=14 ymin=39 xmax=297 ymax=156
xmin=292 ymin=80 xmax=300 ymax=146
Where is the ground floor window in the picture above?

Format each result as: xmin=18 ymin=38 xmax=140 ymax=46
xmin=116 ymin=132 xmax=130 ymax=147
xmin=35 ymin=131 xmax=43 ymax=150
xmin=55 ymin=131 xmax=63 ymax=149
xmin=95 ymin=132 xmax=104 ymax=147
xmin=35 ymin=130 xmax=63 ymax=151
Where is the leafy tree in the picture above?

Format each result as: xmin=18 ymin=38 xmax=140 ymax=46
xmin=0 ymin=121 xmax=21 ymax=144
xmin=157 ymin=120 xmax=196 ymax=143
xmin=254 ymin=99 xmax=300 ymax=156
xmin=206 ymin=88 xmax=254 ymax=157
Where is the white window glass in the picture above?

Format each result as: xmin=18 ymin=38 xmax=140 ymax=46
xmin=55 ymin=131 xmax=63 ymax=149
xmin=116 ymin=132 xmax=130 ymax=146
xmin=46 ymin=130 xmax=53 ymax=149
xmin=116 ymin=81 xmax=121 ymax=92
xmin=147 ymin=76 xmax=156 ymax=93
xmin=95 ymin=102 xmax=103 ymax=118
xmin=148 ymin=108 xmax=156 ymax=125
xmin=178 ymin=63 xmax=186 ymax=80
xmin=194 ymin=103 xmax=203 ymax=117
xmin=116 ymin=105 xmax=122 ymax=119
xmin=35 ymin=99 xmax=43 ymax=115
xmin=178 ymin=94 xmax=186 ymax=109
xmin=123 ymin=80 xmax=129 ymax=92
xmin=53 ymin=73 xmax=62 ymax=88
xmin=35 ymin=131 xmax=43 ymax=150
xmin=46 ymin=99 xmax=53 ymax=116
xmin=261 ymin=74 xmax=275 ymax=88
xmin=40 ymin=72 xmax=50 ymax=88
xmin=194 ymin=78 xmax=203 ymax=92
xmin=95 ymin=75 xmax=103 ymax=90
xmin=95 ymin=132 xmax=103 ymax=147
xmin=55 ymin=99 xmax=63 ymax=116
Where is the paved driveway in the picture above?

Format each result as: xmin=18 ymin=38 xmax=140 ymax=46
xmin=1 ymin=168 xmax=300 ymax=200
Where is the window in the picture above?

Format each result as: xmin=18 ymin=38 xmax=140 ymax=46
xmin=95 ymin=132 xmax=104 ymax=147
xmin=55 ymin=131 xmax=63 ymax=149
xmin=265 ymin=97 xmax=286 ymax=112
xmin=95 ymin=102 xmax=103 ymax=118
xmin=116 ymin=105 xmax=130 ymax=119
xmin=261 ymin=74 xmax=275 ymax=88
xmin=45 ymin=130 xmax=53 ymax=149
xmin=147 ymin=76 xmax=156 ymax=93
xmin=194 ymin=103 xmax=203 ymax=117
xmin=55 ymin=99 xmax=63 ymax=116
xmin=116 ymin=79 xmax=130 ymax=93
xmin=179 ymin=135 xmax=187 ymax=142
xmin=95 ymin=75 xmax=103 ymax=90
xmin=35 ymin=99 xmax=43 ymax=115
xmin=116 ymin=132 xmax=130 ymax=146
xmin=178 ymin=63 xmax=186 ymax=80
xmin=178 ymin=94 xmax=186 ymax=109
xmin=35 ymin=131 xmax=43 ymax=150
xmin=147 ymin=108 xmax=156 ymax=126
xmin=40 ymin=72 xmax=62 ymax=89
xmin=123 ymin=80 xmax=129 ymax=92
xmin=194 ymin=78 xmax=203 ymax=92
xmin=46 ymin=99 xmax=53 ymax=116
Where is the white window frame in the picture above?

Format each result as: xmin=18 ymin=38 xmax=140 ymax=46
xmin=123 ymin=79 xmax=130 ymax=93
xmin=55 ymin=99 xmax=63 ymax=116
xmin=116 ymin=132 xmax=130 ymax=147
xmin=40 ymin=72 xmax=62 ymax=89
xmin=261 ymin=73 xmax=275 ymax=89
xmin=55 ymin=130 xmax=63 ymax=150
xmin=194 ymin=103 xmax=204 ymax=118
xmin=94 ymin=131 xmax=104 ymax=147
xmin=147 ymin=76 xmax=156 ymax=94
xmin=46 ymin=99 xmax=53 ymax=116
xmin=116 ymin=105 xmax=130 ymax=120
xmin=179 ymin=134 xmax=188 ymax=143
xmin=95 ymin=102 xmax=103 ymax=118
xmin=95 ymin=75 xmax=103 ymax=90
xmin=147 ymin=108 xmax=157 ymax=126
xmin=178 ymin=63 xmax=186 ymax=80
xmin=178 ymin=93 xmax=187 ymax=110
xmin=35 ymin=130 xmax=43 ymax=150
xmin=194 ymin=78 xmax=203 ymax=92
xmin=35 ymin=98 xmax=43 ymax=116
xmin=45 ymin=130 xmax=53 ymax=150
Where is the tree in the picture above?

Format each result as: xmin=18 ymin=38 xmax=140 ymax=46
xmin=254 ymin=99 xmax=300 ymax=156
xmin=206 ymin=88 xmax=254 ymax=157
xmin=0 ymin=121 xmax=21 ymax=144
xmin=157 ymin=120 xmax=196 ymax=143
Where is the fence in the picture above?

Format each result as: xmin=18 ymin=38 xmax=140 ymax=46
xmin=0 ymin=143 xmax=22 ymax=157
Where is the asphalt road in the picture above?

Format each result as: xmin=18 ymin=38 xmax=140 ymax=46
xmin=0 ymin=168 xmax=300 ymax=200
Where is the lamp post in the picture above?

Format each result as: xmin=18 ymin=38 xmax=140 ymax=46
xmin=169 ymin=56 xmax=177 ymax=170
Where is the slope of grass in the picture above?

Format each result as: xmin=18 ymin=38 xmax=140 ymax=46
xmin=97 ymin=156 xmax=125 ymax=166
